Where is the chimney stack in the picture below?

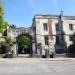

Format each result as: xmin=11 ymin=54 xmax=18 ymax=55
xmin=61 ymin=11 xmax=63 ymax=17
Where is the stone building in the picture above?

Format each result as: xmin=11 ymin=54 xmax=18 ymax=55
xmin=32 ymin=11 xmax=75 ymax=56
xmin=4 ymin=11 xmax=75 ymax=57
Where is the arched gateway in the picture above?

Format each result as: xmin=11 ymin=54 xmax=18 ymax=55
xmin=7 ymin=27 xmax=36 ymax=57
xmin=16 ymin=34 xmax=32 ymax=54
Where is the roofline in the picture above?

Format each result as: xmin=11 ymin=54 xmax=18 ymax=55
xmin=34 ymin=14 xmax=75 ymax=17
xmin=33 ymin=14 xmax=75 ymax=20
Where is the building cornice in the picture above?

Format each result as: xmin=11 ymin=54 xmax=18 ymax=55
xmin=34 ymin=14 xmax=75 ymax=20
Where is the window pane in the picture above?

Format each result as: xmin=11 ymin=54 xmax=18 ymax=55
xmin=43 ymin=23 xmax=48 ymax=31
xmin=44 ymin=36 xmax=49 ymax=45
xmin=69 ymin=24 xmax=73 ymax=30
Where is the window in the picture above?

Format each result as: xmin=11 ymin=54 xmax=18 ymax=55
xmin=44 ymin=36 xmax=49 ymax=45
xmin=69 ymin=24 xmax=73 ymax=30
xmin=43 ymin=23 xmax=48 ymax=31
xmin=69 ymin=35 xmax=73 ymax=41
xmin=69 ymin=35 xmax=71 ymax=41
xmin=56 ymin=35 xmax=60 ymax=45
xmin=55 ymin=23 xmax=60 ymax=31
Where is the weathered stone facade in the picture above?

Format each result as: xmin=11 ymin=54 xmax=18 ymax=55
xmin=5 ymin=12 xmax=75 ymax=57
xmin=7 ymin=27 xmax=33 ymax=41
xmin=32 ymin=12 xmax=75 ymax=56
xmin=6 ymin=27 xmax=35 ymax=57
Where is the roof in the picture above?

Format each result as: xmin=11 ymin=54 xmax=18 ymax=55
xmin=34 ymin=14 xmax=75 ymax=20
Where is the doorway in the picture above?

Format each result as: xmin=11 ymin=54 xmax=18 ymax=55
xmin=16 ymin=34 xmax=32 ymax=54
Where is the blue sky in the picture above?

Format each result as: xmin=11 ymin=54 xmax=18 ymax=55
xmin=3 ymin=0 xmax=75 ymax=27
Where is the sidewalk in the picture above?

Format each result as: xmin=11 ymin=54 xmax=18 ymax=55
xmin=0 ymin=58 xmax=75 ymax=63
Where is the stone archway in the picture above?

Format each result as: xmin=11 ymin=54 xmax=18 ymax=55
xmin=16 ymin=34 xmax=33 ymax=55
xmin=6 ymin=28 xmax=36 ymax=58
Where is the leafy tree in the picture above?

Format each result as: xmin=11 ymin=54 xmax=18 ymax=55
xmin=68 ymin=33 xmax=75 ymax=55
xmin=9 ymin=24 xmax=16 ymax=29
xmin=0 ymin=3 xmax=8 ymax=32
xmin=16 ymin=35 xmax=32 ymax=53
xmin=70 ymin=33 xmax=75 ymax=44
xmin=0 ymin=4 xmax=4 ymax=32
xmin=5 ymin=36 xmax=13 ymax=45
xmin=3 ymin=21 xmax=9 ymax=28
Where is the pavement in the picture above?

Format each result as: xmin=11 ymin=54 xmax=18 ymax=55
xmin=0 ymin=58 xmax=75 ymax=75
xmin=0 ymin=57 xmax=75 ymax=62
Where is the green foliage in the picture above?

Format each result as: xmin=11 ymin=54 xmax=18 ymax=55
xmin=10 ymin=24 xmax=16 ymax=28
xmin=70 ymin=33 xmax=75 ymax=44
xmin=0 ymin=4 xmax=4 ymax=16
xmin=68 ymin=44 xmax=75 ymax=53
xmin=3 ymin=21 xmax=9 ymax=28
xmin=5 ymin=37 xmax=12 ymax=45
xmin=68 ymin=33 xmax=75 ymax=55
xmin=0 ymin=21 xmax=8 ymax=32
xmin=0 ymin=5 xmax=8 ymax=32
xmin=16 ymin=35 xmax=32 ymax=50
xmin=0 ymin=5 xmax=4 ymax=32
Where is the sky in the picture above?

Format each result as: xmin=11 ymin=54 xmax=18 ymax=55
xmin=3 ymin=0 xmax=75 ymax=27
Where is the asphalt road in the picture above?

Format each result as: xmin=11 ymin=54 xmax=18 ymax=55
xmin=0 ymin=58 xmax=75 ymax=75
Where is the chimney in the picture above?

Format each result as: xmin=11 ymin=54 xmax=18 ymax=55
xmin=59 ymin=11 xmax=63 ymax=20
xmin=61 ymin=11 xmax=63 ymax=17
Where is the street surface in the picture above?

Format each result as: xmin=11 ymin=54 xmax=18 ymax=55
xmin=0 ymin=58 xmax=75 ymax=75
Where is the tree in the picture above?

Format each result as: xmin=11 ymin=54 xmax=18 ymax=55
xmin=0 ymin=3 xmax=8 ymax=32
xmin=5 ymin=36 xmax=13 ymax=45
xmin=68 ymin=33 xmax=75 ymax=56
xmin=9 ymin=24 xmax=16 ymax=29
xmin=0 ymin=4 xmax=4 ymax=32
xmin=16 ymin=35 xmax=32 ymax=53
xmin=70 ymin=33 xmax=75 ymax=44
xmin=3 ymin=21 xmax=9 ymax=28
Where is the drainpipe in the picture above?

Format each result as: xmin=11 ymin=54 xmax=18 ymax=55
xmin=59 ymin=11 xmax=66 ymax=53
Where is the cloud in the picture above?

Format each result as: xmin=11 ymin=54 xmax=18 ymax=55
xmin=53 ymin=0 xmax=58 ymax=10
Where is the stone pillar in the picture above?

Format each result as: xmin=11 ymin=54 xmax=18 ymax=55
xmin=12 ymin=43 xmax=17 ymax=58
xmin=32 ymin=43 xmax=36 ymax=55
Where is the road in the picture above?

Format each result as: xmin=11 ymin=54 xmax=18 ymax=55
xmin=0 ymin=58 xmax=75 ymax=75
